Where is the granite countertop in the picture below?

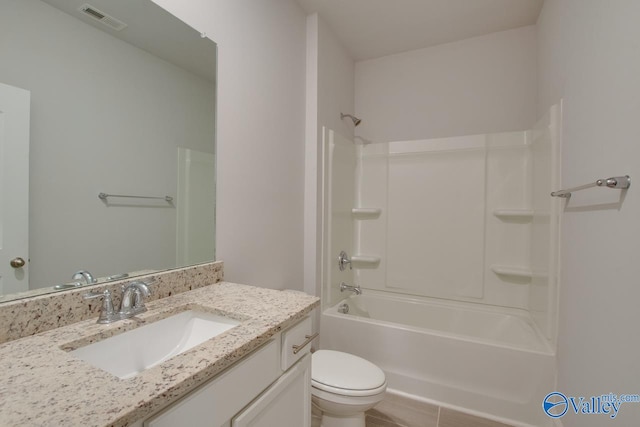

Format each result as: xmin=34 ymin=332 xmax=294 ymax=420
xmin=0 ymin=282 xmax=319 ymax=427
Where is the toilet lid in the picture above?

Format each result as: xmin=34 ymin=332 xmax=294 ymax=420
xmin=312 ymin=350 xmax=386 ymax=395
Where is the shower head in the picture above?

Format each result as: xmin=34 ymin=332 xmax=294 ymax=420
xmin=340 ymin=113 xmax=362 ymax=127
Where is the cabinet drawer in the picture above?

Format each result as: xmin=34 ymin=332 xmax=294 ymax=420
xmin=281 ymin=316 xmax=313 ymax=371
xmin=145 ymin=339 xmax=280 ymax=427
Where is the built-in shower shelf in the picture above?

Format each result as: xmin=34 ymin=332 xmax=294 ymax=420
xmin=351 ymin=256 xmax=381 ymax=269
xmin=351 ymin=208 xmax=382 ymax=219
xmin=493 ymin=209 xmax=534 ymax=219
xmin=491 ymin=265 xmax=533 ymax=279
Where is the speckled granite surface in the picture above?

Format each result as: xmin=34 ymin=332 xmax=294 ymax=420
xmin=0 ymin=261 xmax=224 ymax=344
xmin=0 ymin=281 xmax=319 ymax=427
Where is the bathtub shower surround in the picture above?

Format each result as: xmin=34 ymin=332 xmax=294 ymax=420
xmin=320 ymin=104 xmax=561 ymax=426
xmin=0 ymin=261 xmax=224 ymax=344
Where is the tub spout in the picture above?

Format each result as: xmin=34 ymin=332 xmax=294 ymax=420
xmin=340 ymin=282 xmax=361 ymax=295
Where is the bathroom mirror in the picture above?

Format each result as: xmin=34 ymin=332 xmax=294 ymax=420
xmin=0 ymin=0 xmax=217 ymax=302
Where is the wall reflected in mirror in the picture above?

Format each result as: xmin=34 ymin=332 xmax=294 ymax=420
xmin=0 ymin=0 xmax=217 ymax=302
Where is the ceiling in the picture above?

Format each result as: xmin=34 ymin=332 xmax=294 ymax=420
xmin=296 ymin=0 xmax=544 ymax=61
xmin=42 ymin=0 xmax=216 ymax=82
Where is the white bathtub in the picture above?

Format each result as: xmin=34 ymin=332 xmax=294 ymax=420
xmin=320 ymin=291 xmax=556 ymax=427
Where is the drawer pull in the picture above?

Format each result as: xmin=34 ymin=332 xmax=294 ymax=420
xmin=292 ymin=332 xmax=319 ymax=355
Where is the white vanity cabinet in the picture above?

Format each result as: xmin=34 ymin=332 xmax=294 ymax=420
xmin=143 ymin=316 xmax=313 ymax=427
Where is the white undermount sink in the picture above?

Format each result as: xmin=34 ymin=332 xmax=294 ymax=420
xmin=69 ymin=310 xmax=241 ymax=379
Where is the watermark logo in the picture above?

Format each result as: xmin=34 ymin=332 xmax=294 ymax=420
xmin=543 ymin=392 xmax=569 ymax=418
xmin=543 ymin=392 xmax=640 ymax=419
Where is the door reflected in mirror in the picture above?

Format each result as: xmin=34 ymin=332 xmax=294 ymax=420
xmin=0 ymin=0 xmax=217 ymax=302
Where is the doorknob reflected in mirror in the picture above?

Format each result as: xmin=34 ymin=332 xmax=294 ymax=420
xmin=10 ymin=257 xmax=26 ymax=268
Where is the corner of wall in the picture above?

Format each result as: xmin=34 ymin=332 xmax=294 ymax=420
xmin=304 ymin=12 xmax=356 ymax=301
xmin=304 ymin=12 xmax=320 ymax=298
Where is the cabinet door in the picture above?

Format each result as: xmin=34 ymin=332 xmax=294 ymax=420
xmin=232 ymin=354 xmax=311 ymax=427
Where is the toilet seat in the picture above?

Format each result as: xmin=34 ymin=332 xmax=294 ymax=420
xmin=312 ymin=350 xmax=386 ymax=397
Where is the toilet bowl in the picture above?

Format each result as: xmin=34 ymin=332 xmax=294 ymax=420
xmin=311 ymin=350 xmax=387 ymax=427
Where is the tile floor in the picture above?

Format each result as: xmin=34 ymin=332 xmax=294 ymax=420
xmin=312 ymin=391 xmax=515 ymax=427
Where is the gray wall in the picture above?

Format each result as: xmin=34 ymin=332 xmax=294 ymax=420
xmin=355 ymin=26 xmax=538 ymax=143
xmin=154 ymin=0 xmax=307 ymax=290
xmin=304 ymin=13 xmax=356 ymax=298
xmin=537 ymin=1 xmax=640 ymax=426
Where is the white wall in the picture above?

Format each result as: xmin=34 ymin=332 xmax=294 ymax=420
xmin=538 ymin=1 xmax=640 ymax=426
xmin=355 ymin=25 xmax=537 ymax=143
xmin=0 ymin=0 xmax=214 ymax=288
xmin=305 ymin=14 xmax=355 ymax=296
xmin=153 ymin=0 xmax=307 ymax=290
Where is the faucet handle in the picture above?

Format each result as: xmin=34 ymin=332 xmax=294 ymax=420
xmin=84 ymin=289 xmax=116 ymax=324
xmin=338 ymin=251 xmax=352 ymax=271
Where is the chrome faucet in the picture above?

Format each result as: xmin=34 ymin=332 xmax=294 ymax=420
xmin=340 ymin=282 xmax=361 ymax=295
xmin=73 ymin=270 xmax=97 ymax=285
xmin=84 ymin=280 xmax=153 ymax=324
xmin=119 ymin=281 xmax=152 ymax=316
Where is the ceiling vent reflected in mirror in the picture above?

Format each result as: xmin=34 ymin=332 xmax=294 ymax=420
xmin=78 ymin=4 xmax=127 ymax=31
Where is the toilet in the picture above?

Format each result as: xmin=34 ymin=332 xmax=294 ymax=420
xmin=311 ymin=350 xmax=387 ymax=427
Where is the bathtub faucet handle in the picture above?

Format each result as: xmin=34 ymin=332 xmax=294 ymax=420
xmin=338 ymin=250 xmax=352 ymax=271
